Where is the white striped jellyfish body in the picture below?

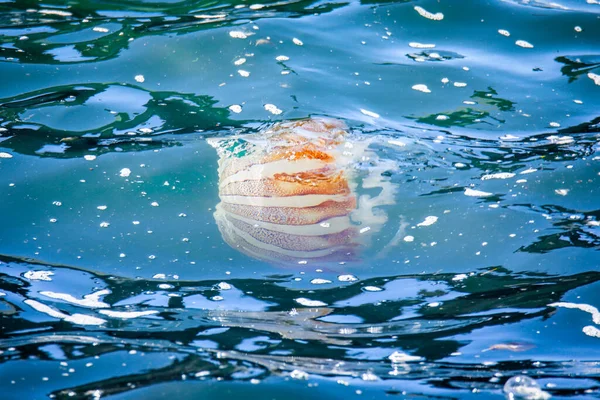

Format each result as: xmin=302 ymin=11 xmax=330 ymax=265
xmin=207 ymin=118 xmax=397 ymax=267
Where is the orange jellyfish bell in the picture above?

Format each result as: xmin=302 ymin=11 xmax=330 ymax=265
xmin=208 ymin=118 xmax=397 ymax=266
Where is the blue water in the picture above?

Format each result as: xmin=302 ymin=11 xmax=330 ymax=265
xmin=1 ymin=0 xmax=599 ymax=398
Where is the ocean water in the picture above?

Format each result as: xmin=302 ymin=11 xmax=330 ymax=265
xmin=1 ymin=0 xmax=600 ymax=398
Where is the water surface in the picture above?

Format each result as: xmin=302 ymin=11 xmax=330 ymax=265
xmin=1 ymin=0 xmax=600 ymax=398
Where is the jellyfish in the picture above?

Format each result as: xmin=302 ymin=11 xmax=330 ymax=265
xmin=207 ymin=118 xmax=398 ymax=266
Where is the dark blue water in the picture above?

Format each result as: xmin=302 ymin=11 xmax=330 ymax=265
xmin=1 ymin=0 xmax=599 ymax=398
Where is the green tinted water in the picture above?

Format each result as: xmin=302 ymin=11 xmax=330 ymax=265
xmin=1 ymin=0 xmax=599 ymax=399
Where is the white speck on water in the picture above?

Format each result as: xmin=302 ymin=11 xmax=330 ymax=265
xmin=574 ymin=99 xmax=583 ymax=104
xmin=588 ymin=72 xmax=600 ymax=85
xmin=92 ymin=27 xmax=109 ymax=33
xmin=229 ymin=31 xmax=250 ymax=39
xmin=99 ymin=310 xmax=158 ymax=319
xmin=409 ymin=42 xmax=435 ymax=48
xmin=441 ymin=77 xmax=449 ymax=83
xmin=464 ymin=188 xmax=493 ymax=197
xmin=310 ymin=278 xmax=332 ymax=285
xmin=436 ymin=115 xmax=449 ymax=121
xmin=412 ymin=84 xmax=431 ymax=93
xmin=454 ymin=162 xmax=466 ymax=168
xmin=134 ymin=75 xmax=145 ymax=83
xmin=388 ymin=140 xmax=406 ymax=147
xmin=360 ymin=108 xmax=380 ymax=118
xmin=516 ymin=179 xmax=527 ymax=183
xmin=498 ymin=29 xmax=510 ymax=37
xmin=158 ymin=284 xmax=173 ymax=290
xmin=119 ymin=168 xmax=131 ymax=177
xmin=50 ymin=218 xmax=57 ymax=223
xmin=290 ymin=370 xmax=309 ymax=380
xmin=234 ymin=58 xmax=246 ymax=66
xmin=264 ymin=104 xmax=282 ymax=115
xmin=97 ymin=205 xmax=107 ymax=210
xmin=501 ymin=134 xmax=519 ymax=140
xmin=520 ymin=168 xmax=537 ymax=174
xmin=428 ymin=302 xmax=440 ymax=307
xmin=417 ymin=216 xmax=438 ymax=227
xmin=364 ymin=286 xmax=383 ymax=292
xmin=389 ymin=351 xmax=423 ymax=363
xmin=452 ymin=274 xmax=468 ymax=281
xmin=555 ymin=189 xmax=569 ymax=196
xmin=38 ymin=9 xmax=73 ymax=17
xmin=338 ymin=274 xmax=358 ymax=282
xmin=295 ymin=297 xmax=327 ymax=307
xmin=228 ymin=105 xmax=242 ymax=113
xmin=276 ymin=55 xmax=289 ymax=61
xmin=119 ymin=253 xmax=126 ymax=258
xmin=132 ymin=221 xmax=140 ymax=225
xmin=217 ymin=282 xmax=232 ymax=290
xmin=403 ymin=235 xmax=415 ymax=242
xmin=83 ymin=155 xmax=96 ymax=161
xmin=194 ymin=13 xmax=226 ymax=19
xmin=359 ymin=226 xmax=371 ymax=234
xmin=178 ymin=213 xmax=187 ymax=217
xmin=481 ymin=172 xmax=515 ymax=180
xmin=547 ymin=135 xmax=574 ymax=144
xmin=0 ymin=152 xmax=13 ymax=158
xmin=453 ymin=82 xmax=467 ymax=88
xmin=237 ymin=69 xmax=250 ymax=77
xmin=509 ymin=233 xmax=516 ymax=238
xmin=249 ymin=4 xmax=265 ymax=9
xmin=292 ymin=37 xmax=303 ymax=46
xmin=151 ymin=201 xmax=159 ymax=207
xmin=414 ymin=6 xmax=444 ymax=20
xmin=574 ymin=26 xmax=582 ymax=32
xmin=515 ymin=40 xmax=534 ymax=48
xmin=148 ymin=255 xmax=156 ymax=260
xmin=24 ymin=271 xmax=54 ymax=281
xmin=99 ymin=222 xmax=110 ymax=228
xmin=52 ymin=201 xmax=62 ymax=206
xmin=153 ymin=273 xmax=166 ymax=279
xmin=549 ymin=122 xmax=560 ymax=127
xmin=361 ymin=372 xmax=379 ymax=381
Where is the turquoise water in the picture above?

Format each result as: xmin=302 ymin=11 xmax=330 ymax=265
xmin=1 ymin=0 xmax=600 ymax=398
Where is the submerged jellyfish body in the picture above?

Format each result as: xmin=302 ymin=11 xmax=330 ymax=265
xmin=208 ymin=118 xmax=397 ymax=266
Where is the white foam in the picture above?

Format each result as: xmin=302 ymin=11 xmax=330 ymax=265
xmin=40 ymin=289 xmax=111 ymax=308
xmin=295 ymin=298 xmax=327 ymax=307
xmin=24 ymin=271 xmax=54 ymax=281
xmin=417 ymin=216 xmax=438 ymax=227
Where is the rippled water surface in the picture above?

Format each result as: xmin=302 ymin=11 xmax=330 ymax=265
xmin=1 ymin=0 xmax=600 ymax=398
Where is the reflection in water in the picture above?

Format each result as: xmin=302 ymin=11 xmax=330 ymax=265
xmin=208 ymin=118 xmax=397 ymax=265
xmin=1 ymin=255 xmax=599 ymax=398
xmin=0 ymin=0 xmax=346 ymax=66
xmin=0 ymin=83 xmax=235 ymax=157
